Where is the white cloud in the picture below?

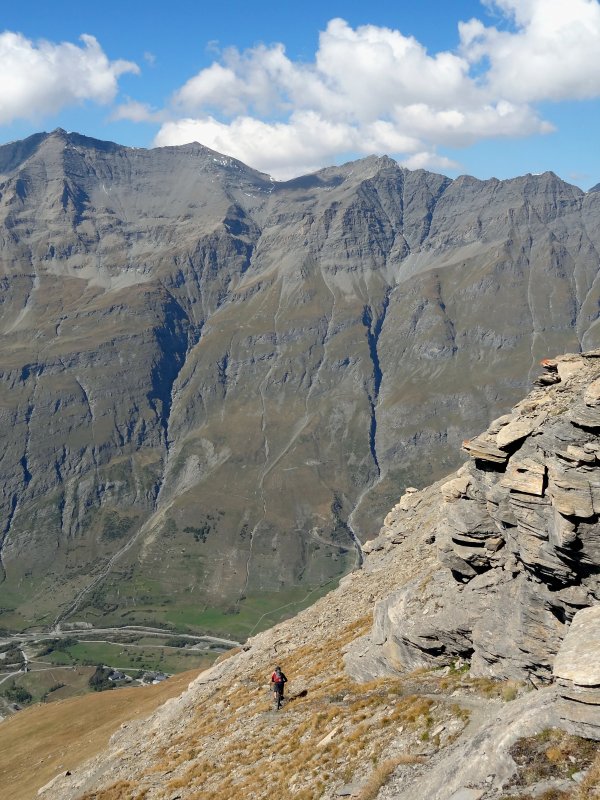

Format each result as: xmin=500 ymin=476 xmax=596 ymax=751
xmin=391 ymin=101 xmax=553 ymax=148
xmin=174 ymin=44 xmax=293 ymax=116
xmin=155 ymin=112 xmax=363 ymax=178
xmin=111 ymin=100 xmax=166 ymax=123
xmin=0 ymin=31 xmax=139 ymax=125
xmin=313 ymin=19 xmax=474 ymax=120
xmin=152 ymin=4 xmax=600 ymax=178
xmin=400 ymin=152 xmax=461 ymax=172
xmin=461 ymin=0 xmax=600 ymax=102
xmin=170 ymin=20 xmax=478 ymax=124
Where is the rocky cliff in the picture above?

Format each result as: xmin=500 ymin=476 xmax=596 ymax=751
xmin=1 ymin=130 xmax=600 ymax=630
xmin=346 ymin=353 xmax=600 ymax=689
xmin=36 ymin=352 xmax=600 ymax=800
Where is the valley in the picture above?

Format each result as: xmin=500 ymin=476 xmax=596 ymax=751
xmin=0 ymin=624 xmax=237 ymax=719
xmin=1 ymin=131 xmax=600 ymax=637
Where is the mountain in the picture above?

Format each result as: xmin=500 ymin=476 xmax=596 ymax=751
xmin=21 ymin=349 xmax=600 ymax=800
xmin=1 ymin=130 xmax=600 ymax=632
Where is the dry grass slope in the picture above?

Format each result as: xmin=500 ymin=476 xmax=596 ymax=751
xmin=503 ymin=729 xmax=600 ymax=800
xmin=0 ymin=670 xmax=200 ymax=800
xmin=73 ymin=617 xmax=473 ymax=800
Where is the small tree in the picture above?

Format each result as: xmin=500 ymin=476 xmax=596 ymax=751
xmin=88 ymin=665 xmax=115 ymax=692
xmin=3 ymin=683 xmax=33 ymax=704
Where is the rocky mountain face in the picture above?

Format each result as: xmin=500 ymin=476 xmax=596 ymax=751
xmin=347 ymin=352 xmax=600 ymax=733
xmin=1 ymin=130 xmax=600 ymax=630
xmin=36 ymin=352 xmax=600 ymax=800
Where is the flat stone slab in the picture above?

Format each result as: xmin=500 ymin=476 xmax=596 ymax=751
xmin=501 ymin=457 xmax=546 ymax=495
xmin=463 ymin=437 xmax=508 ymax=464
xmin=447 ymin=789 xmax=485 ymax=800
xmin=336 ymin=783 xmax=364 ymax=797
xmin=553 ymin=606 xmax=600 ymax=686
xmin=496 ymin=414 xmax=545 ymax=449
xmin=569 ymin=402 xmax=600 ymax=428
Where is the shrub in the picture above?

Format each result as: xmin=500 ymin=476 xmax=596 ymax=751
xmin=2 ymin=683 xmax=33 ymax=704
xmin=102 ymin=511 xmax=135 ymax=541
xmin=509 ymin=729 xmax=598 ymax=787
xmin=357 ymin=756 xmax=424 ymax=800
xmin=169 ymin=637 xmax=189 ymax=648
xmin=89 ymin=665 xmax=115 ymax=692
xmin=54 ymin=637 xmax=78 ymax=651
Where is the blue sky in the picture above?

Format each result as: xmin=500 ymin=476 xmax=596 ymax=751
xmin=1 ymin=0 xmax=600 ymax=187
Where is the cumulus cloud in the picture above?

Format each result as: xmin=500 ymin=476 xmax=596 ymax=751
xmin=112 ymin=100 xmax=167 ymax=124
xmin=155 ymin=112 xmax=363 ymax=178
xmin=461 ymin=0 xmax=600 ymax=102
xmin=0 ymin=31 xmax=139 ymax=125
xmin=152 ymin=2 xmax=600 ymax=177
xmin=401 ymin=152 xmax=461 ymax=172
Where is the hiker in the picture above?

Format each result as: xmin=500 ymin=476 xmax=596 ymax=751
xmin=271 ymin=665 xmax=287 ymax=709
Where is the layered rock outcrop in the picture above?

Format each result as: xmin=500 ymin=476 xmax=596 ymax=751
xmin=347 ymin=352 xmax=600 ymax=701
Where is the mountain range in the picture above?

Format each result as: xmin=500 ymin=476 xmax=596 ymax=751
xmin=1 ymin=129 xmax=599 ymax=633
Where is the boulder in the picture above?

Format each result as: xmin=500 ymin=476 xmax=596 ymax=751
xmin=362 ymin=536 xmax=387 ymax=554
xmin=441 ymin=475 xmax=471 ymax=501
xmin=397 ymin=488 xmax=423 ymax=511
xmin=547 ymin=465 xmax=595 ymax=518
xmin=557 ymin=357 xmax=585 ymax=382
xmin=554 ymin=606 xmax=600 ymax=739
xmin=555 ymin=445 xmax=596 ymax=465
xmin=496 ymin=414 xmax=546 ymax=450
xmin=569 ymin=401 xmax=600 ymax=429
xmin=501 ymin=457 xmax=546 ymax=495
xmin=534 ymin=373 xmax=561 ymax=386
xmin=487 ymin=413 xmax=514 ymax=434
xmin=553 ymin=606 xmax=600 ymax=687
xmin=462 ymin=437 xmax=509 ymax=464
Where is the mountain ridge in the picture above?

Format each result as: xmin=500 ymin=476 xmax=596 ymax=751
xmin=0 ymin=131 xmax=599 ymax=633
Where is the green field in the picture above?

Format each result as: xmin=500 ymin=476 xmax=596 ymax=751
xmin=52 ymin=575 xmax=341 ymax=641
xmin=0 ymin=666 xmax=95 ymax=706
xmin=159 ymin=581 xmax=341 ymax=638
xmin=0 ymin=637 xmax=218 ymax=717
xmin=36 ymin=640 xmax=218 ymax=674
